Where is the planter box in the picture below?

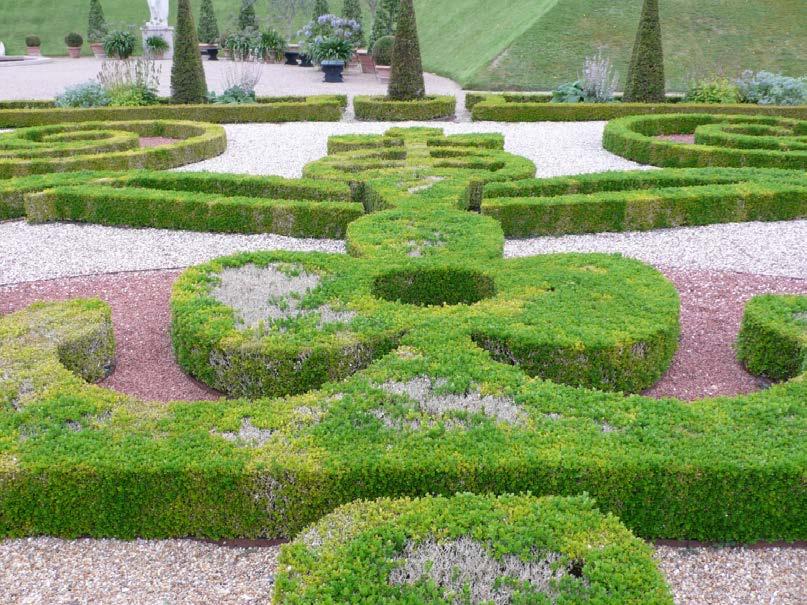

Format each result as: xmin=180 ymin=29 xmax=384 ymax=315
xmin=375 ymin=65 xmax=391 ymax=82
xmin=67 ymin=47 xmax=82 ymax=59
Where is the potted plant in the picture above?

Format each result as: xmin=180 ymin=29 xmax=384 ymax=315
xmin=298 ymin=14 xmax=361 ymax=72
xmin=102 ymin=30 xmax=136 ymax=60
xmin=87 ymin=0 xmax=109 ymax=58
xmin=372 ymin=35 xmax=394 ymax=82
xmin=258 ymin=29 xmax=286 ymax=63
xmin=25 ymin=35 xmax=42 ymax=57
xmin=311 ymin=37 xmax=353 ymax=83
xmin=65 ymin=32 xmax=84 ymax=58
xmin=145 ymin=35 xmax=169 ymax=59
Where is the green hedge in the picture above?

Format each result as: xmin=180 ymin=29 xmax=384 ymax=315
xmin=353 ymin=95 xmax=456 ymax=121
xmin=22 ymin=170 xmax=362 ymax=238
xmin=475 ymin=167 xmax=807 ymax=237
xmin=737 ymin=295 xmax=807 ymax=381
xmin=1 ymin=171 xmax=113 ymax=220
xmin=275 ymin=494 xmax=673 ymax=604
xmin=0 ymin=120 xmax=225 ymax=179
xmin=0 ymin=96 xmax=345 ymax=128
xmin=602 ymin=114 xmax=807 ymax=169
xmin=471 ymin=94 xmax=807 ymax=122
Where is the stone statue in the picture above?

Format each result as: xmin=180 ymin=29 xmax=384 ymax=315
xmin=147 ymin=0 xmax=169 ymax=26
xmin=0 ymin=42 xmax=5 ymax=57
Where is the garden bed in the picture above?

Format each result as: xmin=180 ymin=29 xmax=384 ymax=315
xmin=353 ymin=95 xmax=456 ymax=121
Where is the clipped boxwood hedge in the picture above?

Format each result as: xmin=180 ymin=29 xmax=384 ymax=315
xmin=22 ymin=170 xmax=363 ymax=238
xmin=737 ymin=295 xmax=807 ymax=381
xmin=602 ymin=114 xmax=807 ymax=169
xmin=274 ymin=494 xmax=673 ymax=604
xmin=353 ymin=95 xmax=456 ymax=121
xmin=0 ymin=95 xmax=345 ymax=128
xmin=0 ymin=120 xmax=226 ymax=178
xmin=471 ymin=94 xmax=807 ymax=122
xmin=1 ymin=171 xmax=113 ymax=220
xmin=473 ymin=167 xmax=807 ymax=237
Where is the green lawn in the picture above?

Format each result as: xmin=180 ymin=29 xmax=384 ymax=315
xmin=0 ymin=0 xmax=804 ymax=92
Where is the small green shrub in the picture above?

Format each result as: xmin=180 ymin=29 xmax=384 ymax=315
xmin=685 ymin=78 xmax=740 ymax=104
xmin=55 ymin=82 xmax=110 ymax=108
xmin=102 ymin=30 xmax=136 ymax=59
xmin=258 ymin=29 xmax=286 ymax=61
xmin=197 ymin=0 xmax=220 ymax=44
xmin=371 ymin=35 xmax=394 ymax=66
xmin=65 ymin=32 xmax=84 ymax=47
xmin=238 ymin=0 xmax=258 ymax=31
xmin=25 ymin=35 xmax=41 ymax=48
xmin=207 ymin=86 xmax=256 ymax=104
xmin=145 ymin=36 xmax=169 ymax=53
xmin=107 ymin=84 xmax=159 ymax=107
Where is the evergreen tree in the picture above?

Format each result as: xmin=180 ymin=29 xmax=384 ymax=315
xmin=623 ymin=0 xmax=666 ymax=102
xmin=312 ymin=0 xmax=330 ymax=21
xmin=342 ymin=0 xmax=365 ymax=47
xmin=197 ymin=0 xmax=220 ymax=44
xmin=369 ymin=0 xmax=397 ymax=49
xmin=171 ymin=0 xmax=208 ymax=104
xmin=87 ymin=0 xmax=108 ymax=43
xmin=387 ymin=0 xmax=424 ymax=101
xmin=238 ymin=0 xmax=258 ymax=31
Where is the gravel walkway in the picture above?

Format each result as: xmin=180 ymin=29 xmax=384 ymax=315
xmin=0 ymin=537 xmax=802 ymax=604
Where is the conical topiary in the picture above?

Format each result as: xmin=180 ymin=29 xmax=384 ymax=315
xmin=623 ymin=0 xmax=665 ymax=102
xmin=171 ymin=0 xmax=208 ymax=104
xmin=197 ymin=0 xmax=220 ymax=44
xmin=87 ymin=0 xmax=108 ymax=43
xmin=238 ymin=0 xmax=257 ymax=31
xmin=342 ymin=0 xmax=365 ymax=47
xmin=369 ymin=0 xmax=398 ymax=50
xmin=312 ymin=0 xmax=330 ymax=21
xmin=387 ymin=0 xmax=424 ymax=100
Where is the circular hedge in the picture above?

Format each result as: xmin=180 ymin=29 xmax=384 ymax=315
xmin=274 ymin=493 xmax=673 ymax=604
xmin=0 ymin=120 xmax=226 ymax=178
xmin=602 ymin=113 xmax=807 ymax=169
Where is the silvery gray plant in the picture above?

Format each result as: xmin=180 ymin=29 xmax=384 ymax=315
xmin=580 ymin=51 xmax=620 ymax=103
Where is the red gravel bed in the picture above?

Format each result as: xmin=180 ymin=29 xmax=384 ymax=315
xmin=1 ymin=267 xmax=805 ymax=403
xmin=139 ymin=136 xmax=180 ymax=148
xmin=655 ymin=134 xmax=696 ymax=144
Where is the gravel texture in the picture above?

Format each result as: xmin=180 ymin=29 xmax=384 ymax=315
xmin=176 ymin=121 xmax=647 ymax=178
xmin=0 ymin=537 xmax=802 ymax=605
xmin=505 ymin=220 xmax=807 ymax=279
xmin=0 ymin=222 xmax=344 ymax=286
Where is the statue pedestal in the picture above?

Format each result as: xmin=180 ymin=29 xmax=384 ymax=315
xmin=142 ymin=25 xmax=174 ymax=60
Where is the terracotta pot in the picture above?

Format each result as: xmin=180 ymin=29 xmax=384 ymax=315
xmin=357 ymin=50 xmax=375 ymax=74
xmin=26 ymin=47 xmax=41 ymax=56
xmin=375 ymin=65 xmax=391 ymax=82
xmin=67 ymin=46 xmax=82 ymax=58
xmin=89 ymin=42 xmax=106 ymax=59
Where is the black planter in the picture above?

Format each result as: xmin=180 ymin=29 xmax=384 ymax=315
xmin=207 ymin=48 xmax=219 ymax=61
xmin=284 ymin=51 xmax=300 ymax=66
xmin=299 ymin=54 xmax=313 ymax=67
xmin=321 ymin=61 xmax=345 ymax=83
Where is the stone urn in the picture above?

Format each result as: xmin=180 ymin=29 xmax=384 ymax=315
xmin=321 ymin=60 xmax=345 ymax=83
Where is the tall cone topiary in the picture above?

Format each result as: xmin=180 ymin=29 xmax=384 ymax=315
xmin=197 ymin=0 xmax=220 ymax=44
xmin=171 ymin=0 xmax=208 ymax=104
xmin=312 ymin=0 xmax=330 ymax=20
xmin=623 ymin=0 xmax=665 ymax=102
xmin=87 ymin=0 xmax=108 ymax=43
xmin=387 ymin=0 xmax=424 ymax=100
xmin=342 ymin=0 xmax=365 ymax=47
xmin=238 ymin=0 xmax=257 ymax=31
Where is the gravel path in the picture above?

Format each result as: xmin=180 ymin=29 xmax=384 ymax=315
xmin=0 ymin=537 xmax=802 ymax=604
xmin=176 ymin=121 xmax=647 ymax=178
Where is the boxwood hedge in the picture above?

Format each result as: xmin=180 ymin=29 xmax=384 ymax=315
xmin=602 ymin=114 xmax=807 ymax=169
xmin=1 ymin=127 xmax=805 ymax=546
xmin=353 ymin=95 xmax=456 ymax=121
xmin=274 ymin=494 xmax=673 ymax=604
xmin=471 ymin=94 xmax=807 ymax=122
xmin=0 ymin=120 xmax=226 ymax=178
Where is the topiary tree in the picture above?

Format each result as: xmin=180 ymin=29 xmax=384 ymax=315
xmin=623 ymin=0 xmax=665 ymax=103
xmin=369 ymin=0 xmax=398 ymax=48
xmin=387 ymin=0 xmax=424 ymax=100
xmin=312 ymin=0 xmax=330 ymax=21
xmin=171 ymin=0 xmax=208 ymax=104
xmin=238 ymin=0 xmax=258 ymax=31
xmin=197 ymin=0 xmax=220 ymax=44
xmin=342 ymin=0 xmax=365 ymax=47
xmin=87 ymin=0 xmax=108 ymax=43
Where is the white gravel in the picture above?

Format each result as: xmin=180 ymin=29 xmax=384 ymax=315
xmin=505 ymin=220 xmax=807 ymax=279
xmin=176 ymin=121 xmax=647 ymax=178
xmin=0 ymin=222 xmax=343 ymax=286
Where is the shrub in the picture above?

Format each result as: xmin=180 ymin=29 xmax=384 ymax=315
xmin=312 ymin=0 xmax=330 ymax=20
xmin=171 ymin=0 xmax=208 ymax=104
xmin=25 ymin=35 xmax=41 ymax=48
xmin=65 ymin=32 xmax=84 ymax=48
xmin=685 ymin=77 xmax=740 ymax=104
xmin=354 ymin=95 xmax=455 ymax=121
xmin=258 ymin=29 xmax=286 ymax=61
xmin=274 ymin=494 xmax=673 ymax=604
xmin=371 ymin=35 xmax=394 ymax=66
xmin=623 ymin=0 xmax=665 ymax=102
xmin=197 ymin=0 xmax=220 ymax=44
xmin=87 ymin=0 xmax=108 ymax=43
xmin=55 ymin=82 xmax=110 ymax=108
xmin=369 ymin=0 xmax=398 ymax=50
xmin=102 ymin=30 xmax=136 ymax=59
xmin=145 ymin=36 xmax=169 ymax=53
xmin=735 ymin=70 xmax=807 ymax=106
xmin=107 ymin=84 xmax=159 ymax=106
xmin=580 ymin=51 xmax=619 ymax=102
xmin=309 ymin=38 xmax=353 ymax=63
xmin=208 ymin=86 xmax=257 ymax=104
xmin=342 ymin=0 xmax=365 ymax=47
xmin=238 ymin=0 xmax=258 ymax=31
xmin=387 ymin=0 xmax=424 ymax=101
xmin=97 ymin=57 xmax=161 ymax=105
